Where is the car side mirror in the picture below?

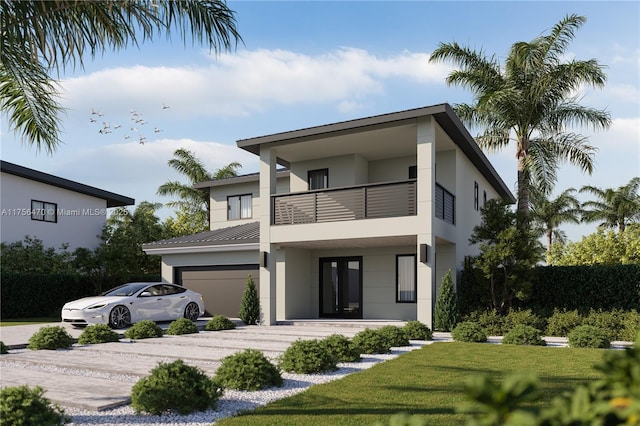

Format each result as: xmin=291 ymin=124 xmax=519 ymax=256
xmin=140 ymin=291 xmax=152 ymax=297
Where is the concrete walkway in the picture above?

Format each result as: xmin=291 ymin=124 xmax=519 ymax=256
xmin=0 ymin=320 xmax=405 ymax=411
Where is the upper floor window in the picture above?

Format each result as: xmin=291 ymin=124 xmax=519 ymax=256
xmin=408 ymin=165 xmax=417 ymax=179
xmin=308 ymin=169 xmax=328 ymax=190
xmin=31 ymin=200 xmax=57 ymax=223
xmin=483 ymin=190 xmax=487 ymax=207
xmin=474 ymin=181 xmax=479 ymax=211
xmin=228 ymin=194 xmax=252 ymax=220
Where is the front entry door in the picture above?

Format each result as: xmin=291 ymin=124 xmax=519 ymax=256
xmin=320 ymin=257 xmax=362 ymax=319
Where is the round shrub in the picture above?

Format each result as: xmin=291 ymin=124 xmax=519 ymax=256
xmin=77 ymin=324 xmax=120 ymax=345
xmin=568 ymin=325 xmax=611 ymax=349
xmin=0 ymin=385 xmax=69 ymax=425
xmin=620 ymin=310 xmax=640 ymax=342
xmin=465 ymin=310 xmax=505 ymax=336
xmin=502 ymin=324 xmax=546 ymax=346
xmin=352 ymin=328 xmax=392 ymax=354
xmin=583 ymin=309 xmax=626 ymax=341
xmin=545 ymin=309 xmax=584 ymax=337
xmin=123 ymin=320 xmax=163 ymax=340
xmin=131 ymin=359 xmax=222 ymax=415
xmin=214 ymin=349 xmax=282 ymax=391
xmin=27 ymin=326 xmax=74 ymax=350
xmin=320 ymin=334 xmax=361 ymax=362
xmin=0 ymin=341 xmax=8 ymax=354
xmin=377 ymin=325 xmax=410 ymax=347
xmin=403 ymin=320 xmax=433 ymax=340
xmin=166 ymin=318 xmax=199 ymax=335
xmin=451 ymin=322 xmax=487 ymax=343
xmin=279 ymin=339 xmax=338 ymax=373
xmin=205 ymin=315 xmax=236 ymax=331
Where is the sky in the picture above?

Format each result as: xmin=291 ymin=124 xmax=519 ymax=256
xmin=1 ymin=1 xmax=639 ymax=243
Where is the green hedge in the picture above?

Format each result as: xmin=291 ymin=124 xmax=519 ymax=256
xmin=459 ymin=264 xmax=640 ymax=315
xmin=0 ymin=272 xmax=160 ymax=319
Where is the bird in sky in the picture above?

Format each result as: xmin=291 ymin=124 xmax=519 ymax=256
xmin=89 ymin=117 xmax=96 ymax=123
xmin=154 ymin=127 xmax=162 ymax=133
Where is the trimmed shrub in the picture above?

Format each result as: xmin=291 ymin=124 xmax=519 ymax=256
xmin=503 ymin=309 xmax=545 ymax=332
xmin=403 ymin=320 xmax=433 ymax=341
xmin=239 ymin=274 xmax=260 ymax=325
xmin=214 ymin=349 xmax=282 ymax=391
xmin=502 ymin=324 xmax=546 ymax=346
xmin=434 ymin=269 xmax=459 ymax=331
xmin=545 ymin=309 xmax=584 ymax=337
xmin=131 ymin=359 xmax=222 ymax=415
xmin=583 ymin=309 xmax=626 ymax=341
xmin=279 ymin=339 xmax=338 ymax=374
xmin=465 ymin=309 xmax=544 ymax=336
xmin=77 ymin=324 xmax=120 ymax=345
xmin=0 ymin=341 xmax=8 ymax=354
xmin=620 ymin=310 xmax=640 ymax=342
xmin=352 ymin=328 xmax=392 ymax=354
xmin=377 ymin=325 xmax=410 ymax=347
xmin=27 ymin=326 xmax=74 ymax=350
xmin=568 ymin=325 xmax=611 ymax=349
xmin=124 ymin=320 xmax=163 ymax=340
xmin=452 ymin=322 xmax=487 ymax=343
xmin=0 ymin=385 xmax=69 ymax=425
xmin=166 ymin=318 xmax=198 ymax=335
xmin=320 ymin=334 xmax=361 ymax=362
xmin=205 ymin=315 xmax=236 ymax=331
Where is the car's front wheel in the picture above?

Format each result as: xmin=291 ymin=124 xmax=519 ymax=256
xmin=109 ymin=305 xmax=131 ymax=329
xmin=184 ymin=302 xmax=200 ymax=322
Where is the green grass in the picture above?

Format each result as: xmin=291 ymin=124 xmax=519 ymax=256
xmin=216 ymin=342 xmax=605 ymax=426
xmin=0 ymin=317 xmax=60 ymax=327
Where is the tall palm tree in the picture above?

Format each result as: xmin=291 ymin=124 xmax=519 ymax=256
xmin=1 ymin=1 xmax=241 ymax=153
xmin=580 ymin=177 xmax=640 ymax=233
xmin=530 ymin=187 xmax=581 ymax=255
xmin=429 ymin=14 xmax=611 ymax=226
xmin=157 ymin=148 xmax=241 ymax=230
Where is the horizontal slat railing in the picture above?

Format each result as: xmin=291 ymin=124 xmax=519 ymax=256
xmin=273 ymin=180 xmax=417 ymax=225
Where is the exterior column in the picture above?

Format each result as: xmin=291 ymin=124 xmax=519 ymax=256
xmin=259 ymin=146 xmax=277 ymax=325
xmin=416 ymin=116 xmax=435 ymax=328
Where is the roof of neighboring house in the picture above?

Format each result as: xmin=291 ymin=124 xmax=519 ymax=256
xmin=236 ymin=103 xmax=515 ymax=203
xmin=142 ymin=221 xmax=259 ymax=252
xmin=0 ymin=161 xmax=134 ymax=208
xmin=194 ymin=169 xmax=290 ymax=189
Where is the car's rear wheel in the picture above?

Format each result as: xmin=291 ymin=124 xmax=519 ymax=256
xmin=184 ymin=302 xmax=199 ymax=322
xmin=109 ymin=305 xmax=131 ymax=329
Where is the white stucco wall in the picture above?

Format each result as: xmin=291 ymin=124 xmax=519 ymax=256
xmin=1 ymin=172 xmax=107 ymax=250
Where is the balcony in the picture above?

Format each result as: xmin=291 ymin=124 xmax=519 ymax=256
xmin=273 ymin=180 xmax=417 ymax=225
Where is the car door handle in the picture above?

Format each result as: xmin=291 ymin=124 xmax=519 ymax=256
xmin=156 ymin=298 xmax=163 ymax=300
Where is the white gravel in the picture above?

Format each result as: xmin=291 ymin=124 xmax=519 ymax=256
xmin=63 ymin=344 xmax=429 ymax=426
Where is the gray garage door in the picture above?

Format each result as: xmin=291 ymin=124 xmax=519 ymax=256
xmin=175 ymin=265 xmax=259 ymax=318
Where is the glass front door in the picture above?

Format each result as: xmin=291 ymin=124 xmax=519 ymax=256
xmin=320 ymin=257 xmax=362 ymax=318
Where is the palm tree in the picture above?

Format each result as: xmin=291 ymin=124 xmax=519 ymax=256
xmin=530 ymin=187 xmax=581 ymax=255
xmin=157 ymin=148 xmax=241 ymax=231
xmin=580 ymin=177 xmax=640 ymax=232
xmin=429 ymin=14 xmax=611 ymax=226
xmin=1 ymin=1 xmax=241 ymax=153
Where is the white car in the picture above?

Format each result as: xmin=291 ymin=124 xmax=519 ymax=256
xmin=61 ymin=282 xmax=205 ymax=329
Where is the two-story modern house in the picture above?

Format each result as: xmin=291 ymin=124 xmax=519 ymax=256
xmin=1 ymin=161 xmax=134 ymax=250
xmin=143 ymin=104 xmax=515 ymax=327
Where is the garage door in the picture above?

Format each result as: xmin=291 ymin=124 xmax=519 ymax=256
xmin=175 ymin=265 xmax=259 ymax=318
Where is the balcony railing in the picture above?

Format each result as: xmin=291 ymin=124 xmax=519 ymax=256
xmin=273 ymin=180 xmax=417 ymax=225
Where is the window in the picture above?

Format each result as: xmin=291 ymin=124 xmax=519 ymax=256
xmin=483 ymin=190 xmax=487 ymax=207
xmin=227 ymin=194 xmax=252 ymax=220
xmin=408 ymin=165 xmax=417 ymax=179
xmin=31 ymin=200 xmax=57 ymax=223
xmin=396 ymin=254 xmax=416 ymax=303
xmin=474 ymin=181 xmax=479 ymax=211
xmin=308 ymin=169 xmax=328 ymax=190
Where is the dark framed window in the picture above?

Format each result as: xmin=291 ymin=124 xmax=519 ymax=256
xmin=474 ymin=181 xmax=479 ymax=211
xmin=227 ymin=194 xmax=252 ymax=220
xmin=396 ymin=254 xmax=416 ymax=303
xmin=31 ymin=200 xmax=57 ymax=223
xmin=308 ymin=168 xmax=328 ymax=190
xmin=408 ymin=165 xmax=417 ymax=179
xmin=483 ymin=190 xmax=487 ymax=207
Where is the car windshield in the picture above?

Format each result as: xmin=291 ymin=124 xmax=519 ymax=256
xmin=102 ymin=283 xmax=150 ymax=297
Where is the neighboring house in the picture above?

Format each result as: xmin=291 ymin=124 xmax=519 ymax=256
xmin=1 ymin=161 xmax=134 ymax=251
xmin=143 ymin=104 xmax=515 ymax=326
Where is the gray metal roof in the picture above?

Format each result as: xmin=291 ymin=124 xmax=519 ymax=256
xmin=1 ymin=160 xmax=134 ymax=207
xmin=142 ymin=221 xmax=259 ymax=250
xmin=194 ymin=169 xmax=290 ymax=189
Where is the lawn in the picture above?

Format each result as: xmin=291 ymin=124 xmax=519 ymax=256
xmin=0 ymin=317 xmax=60 ymax=326
xmin=216 ymin=342 xmax=605 ymax=426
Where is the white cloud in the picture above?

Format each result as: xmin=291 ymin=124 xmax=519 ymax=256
xmin=60 ymin=48 xmax=451 ymax=118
